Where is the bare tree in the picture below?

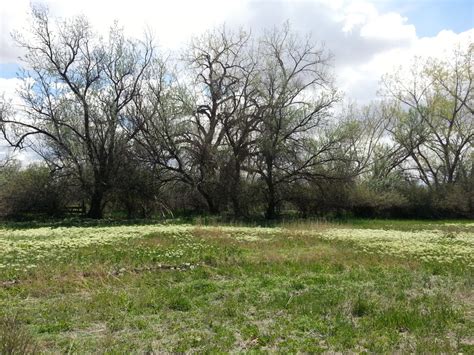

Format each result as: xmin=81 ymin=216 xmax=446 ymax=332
xmin=0 ymin=6 xmax=153 ymax=218
xmin=131 ymin=27 xmax=255 ymax=214
xmin=249 ymin=24 xmax=339 ymax=219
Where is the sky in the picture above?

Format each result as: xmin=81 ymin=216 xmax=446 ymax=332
xmin=0 ymin=0 xmax=473 ymax=162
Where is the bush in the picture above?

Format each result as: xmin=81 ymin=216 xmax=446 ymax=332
xmin=0 ymin=162 xmax=67 ymax=218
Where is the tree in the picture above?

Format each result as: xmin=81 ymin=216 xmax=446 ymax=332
xmin=0 ymin=6 xmax=153 ymax=218
xmin=382 ymin=46 xmax=474 ymax=188
xmin=250 ymin=24 xmax=339 ymax=219
xmin=131 ymin=27 xmax=256 ymax=214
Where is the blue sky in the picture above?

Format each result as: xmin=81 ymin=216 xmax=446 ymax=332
xmin=380 ymin=0 xmax=473 ymax=37
xmin=0 ymin=63 xmax=19 ymax=80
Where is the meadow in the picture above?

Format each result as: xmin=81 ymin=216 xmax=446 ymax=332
xmin=0 ymin=220 xmax=473 ymax=353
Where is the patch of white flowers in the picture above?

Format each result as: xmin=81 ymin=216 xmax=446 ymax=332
xmin=0 ymin=224 xmax=472 ymax=273
xmin=319 ymin=228 xmax=473 ymax=267
xmin=0 ymin=225 xmax=277 ymax=272
xmin=0 ymin=225 xmax=189 ymax=272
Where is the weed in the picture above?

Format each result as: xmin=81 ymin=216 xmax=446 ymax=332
xmin=0 ymin=315 xmax=38 ymax=354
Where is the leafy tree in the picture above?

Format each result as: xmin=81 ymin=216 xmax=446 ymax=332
xmin=382 ymin=46 xmax=473 ymax=188
xmin=0 ymin=6 xmax=153 ymax=218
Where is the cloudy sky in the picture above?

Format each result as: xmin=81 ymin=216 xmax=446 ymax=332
xmin=0 ymin=0 xmax=473 ymax=161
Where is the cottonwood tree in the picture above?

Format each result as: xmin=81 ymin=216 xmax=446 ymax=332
xmin=250 ymin=24 xmax=339 ymax=219
xmin=131 ymin=27 xmax=255 ymax=214
xmin=382 ymin=46 xmax=474 ymax=189
xmin=215 ymin=32 xmax=261 ymax=216
xmin=181 ymin=28 xmax=252 ymax=213
xmin=0 ymin=6 xmax=153 ymax=218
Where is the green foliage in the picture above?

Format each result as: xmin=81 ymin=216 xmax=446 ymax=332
xmin=0 ymin=163 xmax=67 ymax=219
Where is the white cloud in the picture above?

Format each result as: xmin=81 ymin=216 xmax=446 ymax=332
xmin=340 ymin=27 xmax=474 ymax=103
xmin=39 ymin=0 xmax=240 ymax=49
xmin=0 ymin=78 xmax=22 ymax=105
xmin=1 ymin=0 xmax=472 ymax=102
xmin=0 ymin=77 xmax=34 ymax=164
xmin=359 ymin=12 xmax=416 ymax=41
xmin=0 ymin=0 xmax=472 ymax=162
xmin=0 ymin=0 xmax=29 ymax=63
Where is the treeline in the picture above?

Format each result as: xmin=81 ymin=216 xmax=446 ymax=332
xmin=0 ymin=7 xmax=473 ymax=220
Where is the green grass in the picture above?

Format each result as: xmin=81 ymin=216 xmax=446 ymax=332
xmin=0 ymin=221 xmax=473 ymax=352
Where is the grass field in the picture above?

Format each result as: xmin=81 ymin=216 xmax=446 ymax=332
xmin=0 ymin=220 xmax=473 ymax=353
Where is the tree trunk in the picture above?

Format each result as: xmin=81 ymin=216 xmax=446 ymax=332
xmin=231 ymin=194 xmax=242 ymax=217
xmin=265 ymin=182 xmax=277 ymax=220
xmin=231 ymin=160 xmax=243 ymax=217
xmin=265 ymin=158 xmax=278 ymax=220
xmin=125 ymin=200 xmax=134 ymax=219
xmin=87 ymin=188 xmax=104 ymax=219
xmin=197 ymin=185 xmax=219 ymax=214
